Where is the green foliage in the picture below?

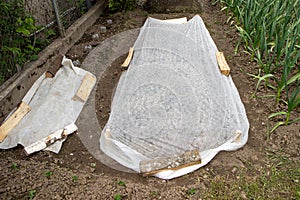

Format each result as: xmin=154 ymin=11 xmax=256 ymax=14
xmin=150 ymin=191 xmax=158 ymax=196
xmin=114 ymin=194 xmax=122 ymax=200
xmin=117 ymin=180 xmax=126 ymax=186
xmin=28 ymin=190 xmax=36 ymax=199
xmin=0 ymin=0 xmax=51 ymax=85
xmin=11 ymin=163 xmax=18 ymax=170
xmin=108 ymin=0 xmax=136 ymax=12
xmin=72 ymin=175 xmax=78 ymax=182
xmin=199 ymin=152 xmax=299 ymax=199
xmin=77 ymin=0 xmax=87 ymax=14
xmin=187 ymin=188 xmax=196 ymax=195
xmin=44 ymin=171 xmax=53 ymax=178
xmin=217 ymin=0 xmax=300 ymax=132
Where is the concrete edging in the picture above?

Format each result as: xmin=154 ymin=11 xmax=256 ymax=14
xmin=0 ymin=0 xmax=107 ymax=121
xmin=77 ymin=28 xmax=139 ymax=172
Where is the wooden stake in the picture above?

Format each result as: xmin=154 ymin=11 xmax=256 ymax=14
xmin=216 ymin=51 xmax=230 ymax=76
xmin=140 ymin=149 xmax=201 ymax=176
xmin=72 ymin=73 xmax=96 ymax=102
xmin=0 ymin=101 xmax=31 ymax=142
xmin=121 ymin=47 xmax=134 ymax=68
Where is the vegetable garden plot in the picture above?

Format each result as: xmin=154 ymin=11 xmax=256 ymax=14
xmin=100 ymin=15 xmax=249 ymax=179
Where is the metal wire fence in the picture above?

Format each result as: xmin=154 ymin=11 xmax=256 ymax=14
xmin=25 ymin=0 xmax=86 ymax=37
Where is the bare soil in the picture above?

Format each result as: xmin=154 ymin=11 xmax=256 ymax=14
xmin=0 ymin=0 xmax=299 ymax=199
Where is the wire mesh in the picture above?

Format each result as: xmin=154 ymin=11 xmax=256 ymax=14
xmin=25 ymin=0 xmax=85 ymax=37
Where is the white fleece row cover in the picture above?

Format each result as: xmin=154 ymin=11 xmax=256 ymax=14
xmin=100 ymin=15 xmax=249 ymax=179
xmin=0 ymin=57 xmax=96 ymax=154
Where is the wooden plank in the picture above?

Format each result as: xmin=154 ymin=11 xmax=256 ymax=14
xmin=163 ymin=17 xmax=188 ymax=24
xmin=216 ymin=51 xmax=230 ymax=76
xmin=0 ymin=101 xmax=31 ymax=142
xmin=45 ymin=71 xmax=54 ymax=78
xmin=72 ymin=73 xmax=96 ymax=102
xmin=121 ymin=47 xmax=134 ymax=68
xmin=233 ymin=131 xmax=242 ymax=143
xmin=140 ymin=149 xmax=201 ymax=176
xmin=24 ymin=123 xmax=77 ymax=155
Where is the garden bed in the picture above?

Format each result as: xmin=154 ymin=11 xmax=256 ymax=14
xmin=0 ymin=0 xmax=299 ymax=199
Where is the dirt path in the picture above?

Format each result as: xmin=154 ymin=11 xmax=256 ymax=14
xmin=0 ymin=0 xmax=299 ymax=199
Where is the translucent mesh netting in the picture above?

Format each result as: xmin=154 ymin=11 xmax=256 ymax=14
xmin=99 ymin=15 xmax=249 ymax=175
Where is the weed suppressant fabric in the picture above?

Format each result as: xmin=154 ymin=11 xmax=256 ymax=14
xmin=100 ymin=16 xmax=249 ymax=179
xmin=0 ymin=57 xmax=96 ymax=154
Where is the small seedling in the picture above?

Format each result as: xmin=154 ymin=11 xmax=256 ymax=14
xmin=72 ymin=175 xmax=78 ymax=182
xmin=114 ymin=194 xmax=122 ymax=200
xmin=11 ymin=163 xmax=18 ymax=170
xmin=44 ymin=171 xmax=53 ymax=178
xmin=28 ymin=190 xmax=36 ymax=199
xmin=117 ymin=180 xmax=126 ymax=186
xmin=187 ymin=188 xmax=196 ymax=195
xmin=150 ymin=191 xmax=158 ymax=196
xmin=90 ymin=163 xmax=96 ymax=168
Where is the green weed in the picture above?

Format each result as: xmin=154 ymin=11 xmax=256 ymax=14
xmin=44 ymin=171 xmax=53 ymax=178
xmin=195 ymin=148 xmax=300 ymax=199
xmin=187 ymin=188 xmax=196 ymax=195
xmin=114 ymin=194 xmax=122 ymax=200
xmin=28 ymin=190 xmax=36 ymax=199
xmin=150 ymin=191 xmax=158 ymax=196
xmin=11 ymin=163 xmax=18 ymax=170
xmin=72 ymin=175 xmax=78 ymax=182
xmin=117 ymin=180 xmax=126 ymax=186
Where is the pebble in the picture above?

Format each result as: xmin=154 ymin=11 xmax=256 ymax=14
xmin=100 ymin=26 xmax=107 ymax=33
xmin=72 ymin=60 xmax=81 ymax=66
xmin=231 ymin=167 xmax=237 ymax=173
xmin=21 ymin=187 xmax=27 ymax=193
xmin=53 ymin=158 xmax=63 ymax=164
xmin=106 ymin=19 xmax=113 ymax=25
xmin=90 ymin=163 xmax=96 ymax=167
xmin=92 ymin=33 xmax=99 ymax=39
xmin=84 ymin=45 xmax=92 ymax=50
xmin=240 ymin=191 xmax=247 ymax=199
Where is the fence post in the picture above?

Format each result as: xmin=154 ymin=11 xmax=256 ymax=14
xmin=51 ymin=0 xmax=65 ymax=37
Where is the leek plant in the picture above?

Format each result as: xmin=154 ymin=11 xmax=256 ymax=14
xmin=217 ymin=0 xmax=300 ymax=132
